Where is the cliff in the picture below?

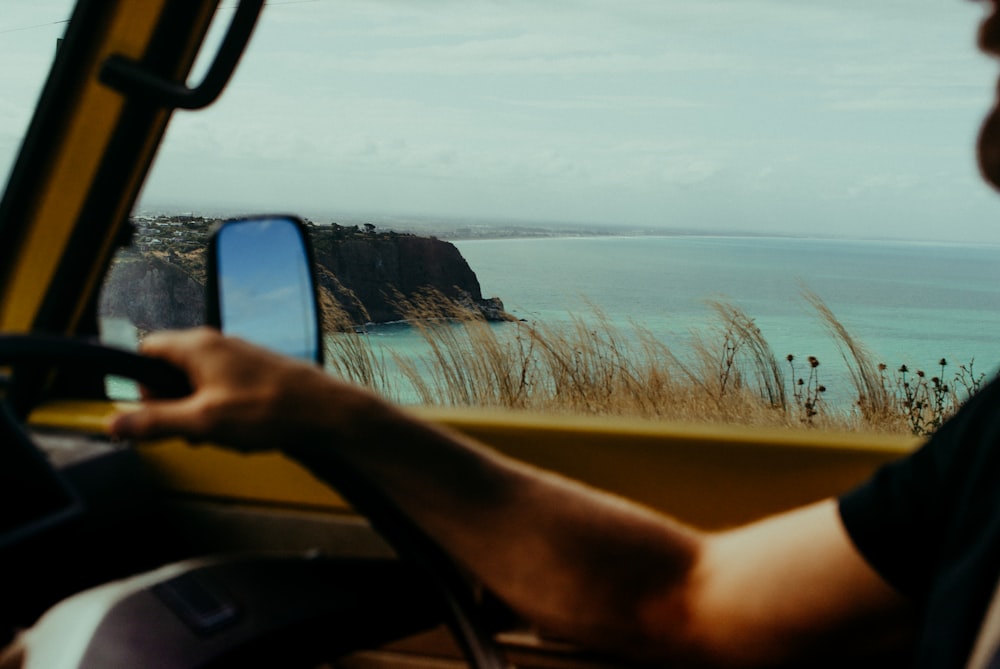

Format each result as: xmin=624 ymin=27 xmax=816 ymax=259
xmin=100 ymin=253 xmax=205 ymax=331
xmin=309 ymin=224 xmax=507 ymax=324
xmin=99 ymin=217 xmax=509 ymax=332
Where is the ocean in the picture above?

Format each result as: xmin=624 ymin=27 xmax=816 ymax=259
xmin=105 ymin=235 xmax=1000 ymax=408
xmin=359 ymin=235 xmax=1000 ymax=406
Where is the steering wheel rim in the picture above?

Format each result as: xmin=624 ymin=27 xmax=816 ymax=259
xmin=0 ymin=334 xmax=191 ymax=401
xmin=0 ymin=333 xmax=508 ymax=669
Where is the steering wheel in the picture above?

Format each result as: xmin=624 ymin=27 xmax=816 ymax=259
xmin=0 ymin=334 xmax=508 ymax=669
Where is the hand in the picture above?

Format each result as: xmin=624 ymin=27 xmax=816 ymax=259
xmin=109 ymin=327 xmax=384 ymax=451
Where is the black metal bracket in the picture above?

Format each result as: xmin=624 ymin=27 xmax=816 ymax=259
xmin=99 ymin=0 xmax=264 ymax=110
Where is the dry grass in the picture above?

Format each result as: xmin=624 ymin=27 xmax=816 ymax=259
xmin=317 ymin=288 xmax=991 ymax=435
xmin=803 ymin=289 xmax=893 ymax=424
xmin=317 ymin=271 xmax=397 ymax=396
xmin=389 ymin=289 xmax=536 ymax=409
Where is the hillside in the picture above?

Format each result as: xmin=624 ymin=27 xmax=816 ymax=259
xmin=99 ymin=216 xmax=509 ymax=331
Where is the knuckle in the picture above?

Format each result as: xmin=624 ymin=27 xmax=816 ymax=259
xmin=188 ymin=399 xmax=220 ymax=440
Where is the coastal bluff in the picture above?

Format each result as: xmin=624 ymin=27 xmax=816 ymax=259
xmin=99 ymin=216 xmax=509 ymax=332
xmin=310 ymin=223 xmax=508 ymax=325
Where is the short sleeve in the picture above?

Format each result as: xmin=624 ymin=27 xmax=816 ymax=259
xmin=839 ymin=380 xmax=1000 ymax=601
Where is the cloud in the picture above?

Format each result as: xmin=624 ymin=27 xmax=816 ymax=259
xmin=824 ymin=86 xmax=991 ymax=113
xmin=137 ymin=0 xmax=1000 ymax=242
xmin=488 ymin=95 xmax=705 ymax=112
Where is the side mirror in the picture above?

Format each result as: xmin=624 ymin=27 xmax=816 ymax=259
xmin=207 ymin=216 xmax=323 ymax=365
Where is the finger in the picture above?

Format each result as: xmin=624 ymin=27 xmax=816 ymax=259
xmin=109 ymin=400 xmax=208 ymax=443
xmin=139 ymin=327 xmax=222 ymax=367
xmin=136 ymin=328 xmax=226 ymax=398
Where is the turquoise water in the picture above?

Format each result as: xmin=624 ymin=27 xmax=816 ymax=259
xmin=110 ymin=235 xmax=1000 ymax=407
xmin=360 ymin=236 xmax=1000 ymax=406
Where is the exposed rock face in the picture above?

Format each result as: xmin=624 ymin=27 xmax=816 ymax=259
xmin=99 ymin=223 xmax=509 ymax=331
xmin=99 ymin=254 xmax=204 ymax=331
xmin=311 ymin=230 xmax=505 ymax=324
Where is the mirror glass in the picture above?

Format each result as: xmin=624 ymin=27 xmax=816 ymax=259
xmin=212 ymin=216 xmax=322 ymax=363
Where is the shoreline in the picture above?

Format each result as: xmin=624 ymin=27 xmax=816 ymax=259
xmin=133 ymin=210 xmax=1000 ymax=247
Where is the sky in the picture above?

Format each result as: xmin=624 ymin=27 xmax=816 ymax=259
xmin=4 ymin=0 xmax=1000 ymax=242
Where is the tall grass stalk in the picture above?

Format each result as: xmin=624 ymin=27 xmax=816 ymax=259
xmin=803 ymin=289 xmax=893 ymax=424
xmin=391 ymin=289 xmax=536 ymax=409
xmin=317 ymin=272 xmax=396 ymax=397
xmin=316 ymin=287 xmax=992 ymax=435
xmin=689 ymin=301 xmax=786 ymax=411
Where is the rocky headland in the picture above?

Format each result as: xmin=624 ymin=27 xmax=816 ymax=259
xmin=99 ymin=216 xmax=510 ymax=332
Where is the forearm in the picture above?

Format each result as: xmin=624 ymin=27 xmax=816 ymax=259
xmin=288 ymin=394 xmax=913 ymax=666
xmin=282 ymin=392 xmax=703 ymax=660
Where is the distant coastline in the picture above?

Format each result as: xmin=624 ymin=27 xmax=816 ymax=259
xmin=134 ymin=206 xmax=993 ymax=246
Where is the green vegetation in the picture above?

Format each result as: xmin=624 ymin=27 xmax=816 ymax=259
xmin=321 ymin=288 xmax=991 ymax=436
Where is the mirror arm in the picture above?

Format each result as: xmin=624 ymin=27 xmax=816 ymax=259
xmin=99 ymin=0 xmax=264 ymax=110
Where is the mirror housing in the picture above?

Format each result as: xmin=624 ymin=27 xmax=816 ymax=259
xmin=207 ymin=215 xmax=323 ymax=365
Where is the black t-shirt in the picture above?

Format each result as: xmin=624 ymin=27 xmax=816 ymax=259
xmin=840 ymin=378 xmax=1000 ymax=666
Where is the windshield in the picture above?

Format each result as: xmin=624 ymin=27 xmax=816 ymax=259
xmin=0 ymin=2 xmax=74 ymax=187
xmin=94 ymin=1 xmax=1000 ymax=433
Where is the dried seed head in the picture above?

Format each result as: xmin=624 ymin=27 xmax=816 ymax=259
xmin=899 ymin=365 xmax=909 ymax=373
xmin=786 ymin=354 xmax=794 ymax=362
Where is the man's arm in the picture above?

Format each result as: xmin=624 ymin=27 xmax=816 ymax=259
xmin=110 ymin=328 xmax=913 ymax=666
xmin=688 ymin=500 xmax=914 ymax=666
